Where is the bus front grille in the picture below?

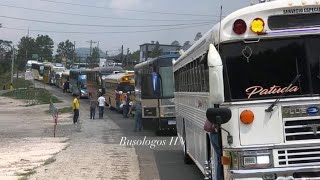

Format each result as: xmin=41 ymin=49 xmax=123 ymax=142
xmin=275 ymin=146 xmax=320 ymax=167
xmin=284 ymin=118 xmax=320 ymax=142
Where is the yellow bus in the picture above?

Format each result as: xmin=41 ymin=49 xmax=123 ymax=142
xmin=86 ymin=66 xmax=124 ymax=100
xmin=104 ymin=72 xmax=135 ymax=111
xmin=43 ymin=63 xmax=52 ymax=84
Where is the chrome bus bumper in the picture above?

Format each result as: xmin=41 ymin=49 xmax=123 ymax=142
xmin=230 ymin=165 xmax=320 ymax=179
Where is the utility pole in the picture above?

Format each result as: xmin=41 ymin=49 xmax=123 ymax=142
xmin=72 ymin=41 xmax=76 ymax=66
xmin=126 ymin=48 xmax=129 ymax=67
xmin=11 ymin=45 xmax=14 ymax=84
xmin=86 ymin=40 xmax=97 ymax=66
xmin=97 ymin=41 xmax=100 ymax=58
xmin=121 ymin=45 xmax=124 ymax=65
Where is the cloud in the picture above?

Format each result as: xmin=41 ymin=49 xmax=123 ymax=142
xmin=109 ymin=0 xmax=143 ymax=10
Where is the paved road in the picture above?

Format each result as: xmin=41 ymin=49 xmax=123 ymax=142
xmin=36 ymin=81 xmax=204 ymax=180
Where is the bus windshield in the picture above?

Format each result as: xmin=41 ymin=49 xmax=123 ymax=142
xmin=159 ymin=66 xmax=175 ymax=98
xmin=220 ymin=35 xmax=320 ymax=101
xmin=117 ymin=82 xmax=134 ymax=92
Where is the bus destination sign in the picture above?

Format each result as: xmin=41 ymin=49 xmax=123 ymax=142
xmin=283 ymin=7 xmax=320 ymax=14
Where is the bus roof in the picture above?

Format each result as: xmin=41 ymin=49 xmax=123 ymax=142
xmin=174 ymin=0 xmax=317 ymax=71
xmin=134 ymin=54 xmax=180 ymax=70
xmin=70 ymin=68 xmax=88 ymax=73
xmin=103 ymin=72 xmax=134 ymax=82
xmin=88 ymin=66 xmax=124 ymax=73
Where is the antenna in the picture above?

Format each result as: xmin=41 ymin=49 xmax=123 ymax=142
xmin=217 ymin=5 xmax=223 ymax=52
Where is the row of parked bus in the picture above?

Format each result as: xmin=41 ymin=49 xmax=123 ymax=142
xmin=27 ymin=61 xmax=136 ymax=113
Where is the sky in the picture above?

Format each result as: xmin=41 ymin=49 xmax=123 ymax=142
xmin=0 ymin=0 xmax=253 ymax=55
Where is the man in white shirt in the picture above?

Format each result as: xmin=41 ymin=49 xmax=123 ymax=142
xmin=97 ymin=94 xmax=106 ymax=119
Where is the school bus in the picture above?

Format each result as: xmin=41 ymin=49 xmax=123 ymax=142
xmin=104 ymin=72 xmax=135 ymax=111
xmin=43 ymin=63 xmax=52 ymax=84
xmin=86 ymin=66 xmax=124 ymax=100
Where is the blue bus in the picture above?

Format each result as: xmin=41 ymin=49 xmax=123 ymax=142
xmin=70 ymin=68 xmax=88 ymax=98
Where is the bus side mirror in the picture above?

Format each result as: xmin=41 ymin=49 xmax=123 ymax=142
xmin=206 ymin=108 xmax=231 ymax=125
xmin=208 ymin=43 xmax=224 ymax=105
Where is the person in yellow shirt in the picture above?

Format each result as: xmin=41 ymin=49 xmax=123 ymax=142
xmin=9 ymin=83 xmax=13 ymax=91
xmin=73 ymin=95 xmax=80 ymax=124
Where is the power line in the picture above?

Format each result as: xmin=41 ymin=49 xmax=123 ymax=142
xmin=0 ymin=15 xmax=212 ymax=28
xmin=1 ymin=23 xmax=212 ymax=34
xmin=0 ymin=3 xmax=217 ymax=22
xmin=39 ymin=0 xmax=215 ymax=17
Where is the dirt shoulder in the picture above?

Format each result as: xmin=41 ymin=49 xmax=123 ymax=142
xmin=0 ymin=96 xmax=71 ymax=180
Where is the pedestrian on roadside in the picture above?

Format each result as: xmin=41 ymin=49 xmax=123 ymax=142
xmin=9 ymin=83 xmax=13 ymax=90
xmin=134 ymin=101 xmax=142 ymax=132
xmin=89 ymin=93 xmax=97 ymax=119
xmin=2 ymin=84 xmax=6 ymax=90
xmin=73 ymin=95 xmax=80 ymax=124
xmin=97 ymin=94 xmax=106 ymax=119
xmin=122 ymin=92 xmax=130 ymax=118
xmin=63 ymin=80 xmax=69 ymax=93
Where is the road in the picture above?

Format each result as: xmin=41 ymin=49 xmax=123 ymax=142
xmin=36 ymin=81 xmax=204 ymax=180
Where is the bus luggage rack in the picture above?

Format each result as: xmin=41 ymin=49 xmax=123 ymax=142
xmin=284 ymin=118 xmax=320 ymax=141
xmin=276 ymin=147 xmax=320 ymax=167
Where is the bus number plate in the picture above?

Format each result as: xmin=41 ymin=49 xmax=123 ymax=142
xmin=168 ymin=120 xmax=176 ymax=125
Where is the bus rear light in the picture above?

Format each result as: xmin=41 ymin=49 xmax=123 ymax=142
xmin=233 ymin=19 xmax=247 ymax=35
xmin=250 ymin=18 xmax=265 ymax=34
xmin=240 ymin=110 xmax=254 ymax=124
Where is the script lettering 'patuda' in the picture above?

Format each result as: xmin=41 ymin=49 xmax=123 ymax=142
xmin=246 ymin=85 xmax=299 ymax=99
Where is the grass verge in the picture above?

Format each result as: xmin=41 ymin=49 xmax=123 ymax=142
xmin=15 ymin=169 xmax=36 ymax=180
xmin=0 ymin=73 xmax=33 ymax=89
xmin=45 ymin=106 xmax=73 ymax=114
xmin=1 ymin=87 xmax=61 ymax=104
xmin=43 ymin=157 xmax=56 ymax=165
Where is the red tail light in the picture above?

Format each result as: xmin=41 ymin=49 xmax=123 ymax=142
xmin=233 ymin=19 xmax=247 ymax=35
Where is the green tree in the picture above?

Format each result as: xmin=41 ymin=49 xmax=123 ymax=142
xmin=56 ymin=40 xmax=74 ymax=62
xmin=35 ymin=35 xmax=54 ymax=61
xmin=17 ymin=36 xmax=38 ymax=71
xmin=150 ymin=41 xmax=162 ymax=58
xmin=91 ymin=47 xmax=100 ymax=63
xmin=194 ymin=32 xmax=203 ymax=42
xmin=171 ymin=40 xmax=180 ymax=46
xmin=0 ymin=40 xmax=13 ymax=74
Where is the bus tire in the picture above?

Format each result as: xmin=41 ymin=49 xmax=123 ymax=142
xmin=183 ymin=119 xmax=193 ymax=164
xmin=109 ymin=98 xmax=114 ymax=110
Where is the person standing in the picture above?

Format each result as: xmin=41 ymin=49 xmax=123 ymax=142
xmin=123 ymin=92 xmax=130 ymax=118
xmin=98 ymin=94 xmax=106 ymax=119
xmin=89 ymin=93 xmax=97 ymax=119
xmin=134 ymin=101 xmax=142 ymax=132
xmin=9 ymin=83 xmax=13 ymax=90
xmin=73 ymin=95 xmax=80 ymax=124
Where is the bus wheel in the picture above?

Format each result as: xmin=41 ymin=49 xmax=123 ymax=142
xmin=183 ymin=120 xmax=193 ymax=164
xmin=183 ymin=141 xmax=193 ymax=164
xmin=109 ymin=99 xmax=114 ymax=110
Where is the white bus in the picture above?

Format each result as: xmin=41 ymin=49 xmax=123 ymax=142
xmin=31 ymin=62 xmax=44 ymax=80
xmin=26 ymin=60 xmax=38 ymax=72
xmin=173 ymin=0 xmax=320 ymax=179
xmin=135 ymin=54 xmax=179 ymax=135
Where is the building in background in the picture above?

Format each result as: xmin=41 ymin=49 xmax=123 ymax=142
xmin=139 ymin=41 xmax=181 ymax=62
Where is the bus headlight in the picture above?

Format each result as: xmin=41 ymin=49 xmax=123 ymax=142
xmin=229 ymin=150 xmax=273 ymax=170
xmin=240 ymin=150 xmax=273 ymax=169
